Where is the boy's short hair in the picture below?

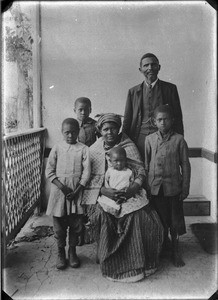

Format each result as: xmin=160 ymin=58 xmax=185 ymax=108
xmin=74 ymin=97 xmax=92 ymax=108
xmin=62 ymin=118 xmax=80 ymax=131
xmin=140 ymin=53 xmax=159 ymax=67
xmin=154 ymin=105 xmax=174 ymax=119
xmin=109 ymin=146 xmax=127 ymax=158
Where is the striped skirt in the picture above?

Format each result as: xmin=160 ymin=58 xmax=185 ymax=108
xmin=90 ymin=204 xmax=164 ymax=282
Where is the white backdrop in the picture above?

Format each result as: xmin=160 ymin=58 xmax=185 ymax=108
xmin=40 ymin=1 xmax=216 ymax=150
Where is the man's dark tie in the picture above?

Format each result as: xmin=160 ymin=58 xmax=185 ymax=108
xmin=148 ymin=84 xmax=153 ymax=123
xmin=148 ymin=84 xmax=153 ymax=103
xmin=148 ymin=84 xmax=152 ymax=93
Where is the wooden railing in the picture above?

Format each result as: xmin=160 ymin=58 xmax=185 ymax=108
xmin=2 ymin=128 xmax=46 ymax=246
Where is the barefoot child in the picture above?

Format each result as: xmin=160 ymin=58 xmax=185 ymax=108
xmin=97 ymin=146 xmax=148 ymax=235
xmin=144 ymin=104 xmax=191 ymax=267
xmin=46 ymin=118 xmax=90 ymax=269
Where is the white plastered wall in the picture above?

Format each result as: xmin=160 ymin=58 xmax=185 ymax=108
xmin=40 ymin=2 xmax=217 ymax=211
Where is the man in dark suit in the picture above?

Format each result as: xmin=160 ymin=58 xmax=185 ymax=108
xmin=122 ymin=53 xmax=184 ymax=159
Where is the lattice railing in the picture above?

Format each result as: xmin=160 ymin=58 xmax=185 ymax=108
xmin=2 ymin=128 xmax=46 ymax=245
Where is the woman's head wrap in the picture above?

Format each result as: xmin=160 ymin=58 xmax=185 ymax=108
xmin=95 ymin=113 xmax=122 ymax=132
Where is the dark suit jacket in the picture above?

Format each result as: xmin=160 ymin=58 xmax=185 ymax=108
xmin=122 ymin=80 xmax=184 ymax=143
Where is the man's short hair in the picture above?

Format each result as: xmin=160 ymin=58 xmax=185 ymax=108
xmin=140 ymin=53 xmax=159 ymax=67
xmin=154 ymin=104 xmax=174 ymax=119
xmin=74 ymin=97 xmax=92 ymax=108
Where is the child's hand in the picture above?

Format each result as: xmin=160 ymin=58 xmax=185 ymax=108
xmin=116 ymin=196 xmax=127 ymax=205
xmin=66 ymin=192 xmax=75 ymax=201
xmin=61 ymin=186 xmax=73 ymax=197
xmin=179 ymin=192 xmax=188 ymax=201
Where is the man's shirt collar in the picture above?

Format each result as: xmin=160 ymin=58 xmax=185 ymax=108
xmin=144 ymin=78 xmax=159 ymax=88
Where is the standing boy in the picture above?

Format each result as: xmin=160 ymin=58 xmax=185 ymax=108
xmin=46 ymin=118 xmax=90 ymax=269
xmin=144 ymin=105 xmax=191 ymax=267
xmin=74 ymin=97 xmax=97 ymax=147
xmin=74 ymin=97 xmax=97 ymax=245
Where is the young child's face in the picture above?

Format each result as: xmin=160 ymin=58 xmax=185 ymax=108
xmin=74 ymin=102 xmax=91 ymax=122
xmin=110 ymin=152 xmax=126 ymax=171
xmin=154 ymin=112 xmax=172 ymax=134
xmin=62 ymin=123 xmax=79 ymax=144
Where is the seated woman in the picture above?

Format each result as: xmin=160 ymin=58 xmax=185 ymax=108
xmin=82 ymin=113 xmax=164 ymax=283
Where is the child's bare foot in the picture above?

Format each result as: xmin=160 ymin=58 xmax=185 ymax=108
xmin=172 ymin=252 xmax=185 ymax=267
xmin=171 ymin=236 xmax=185 ymax=267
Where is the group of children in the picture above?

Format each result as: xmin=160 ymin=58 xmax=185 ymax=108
xmin=46 ymin=97 xmax=191 ymax=270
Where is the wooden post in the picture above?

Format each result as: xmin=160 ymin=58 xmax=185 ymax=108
xmin=31 ymin=2 xmax=42 ymax=213
xmin=17 ymin=66 xmax=31 ymax=129
xmin=32 ymin=2 xmax=42 ymax=128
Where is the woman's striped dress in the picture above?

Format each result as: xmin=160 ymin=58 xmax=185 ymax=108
xmin=90 ymin=203 xmax=164 ymax=282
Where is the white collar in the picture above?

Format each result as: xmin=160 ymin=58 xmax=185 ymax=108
xmin=144 ymin=78 xmax=159 ymax=88
xmin=61 ymin=140 xmax=78 ymax=150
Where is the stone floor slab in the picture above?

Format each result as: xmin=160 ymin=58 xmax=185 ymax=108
xmin=2 ymin=214 xmax=218 ymax=300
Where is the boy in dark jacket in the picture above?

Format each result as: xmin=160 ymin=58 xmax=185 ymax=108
xmin=144 ymin=104 xmax=191 ymax=267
